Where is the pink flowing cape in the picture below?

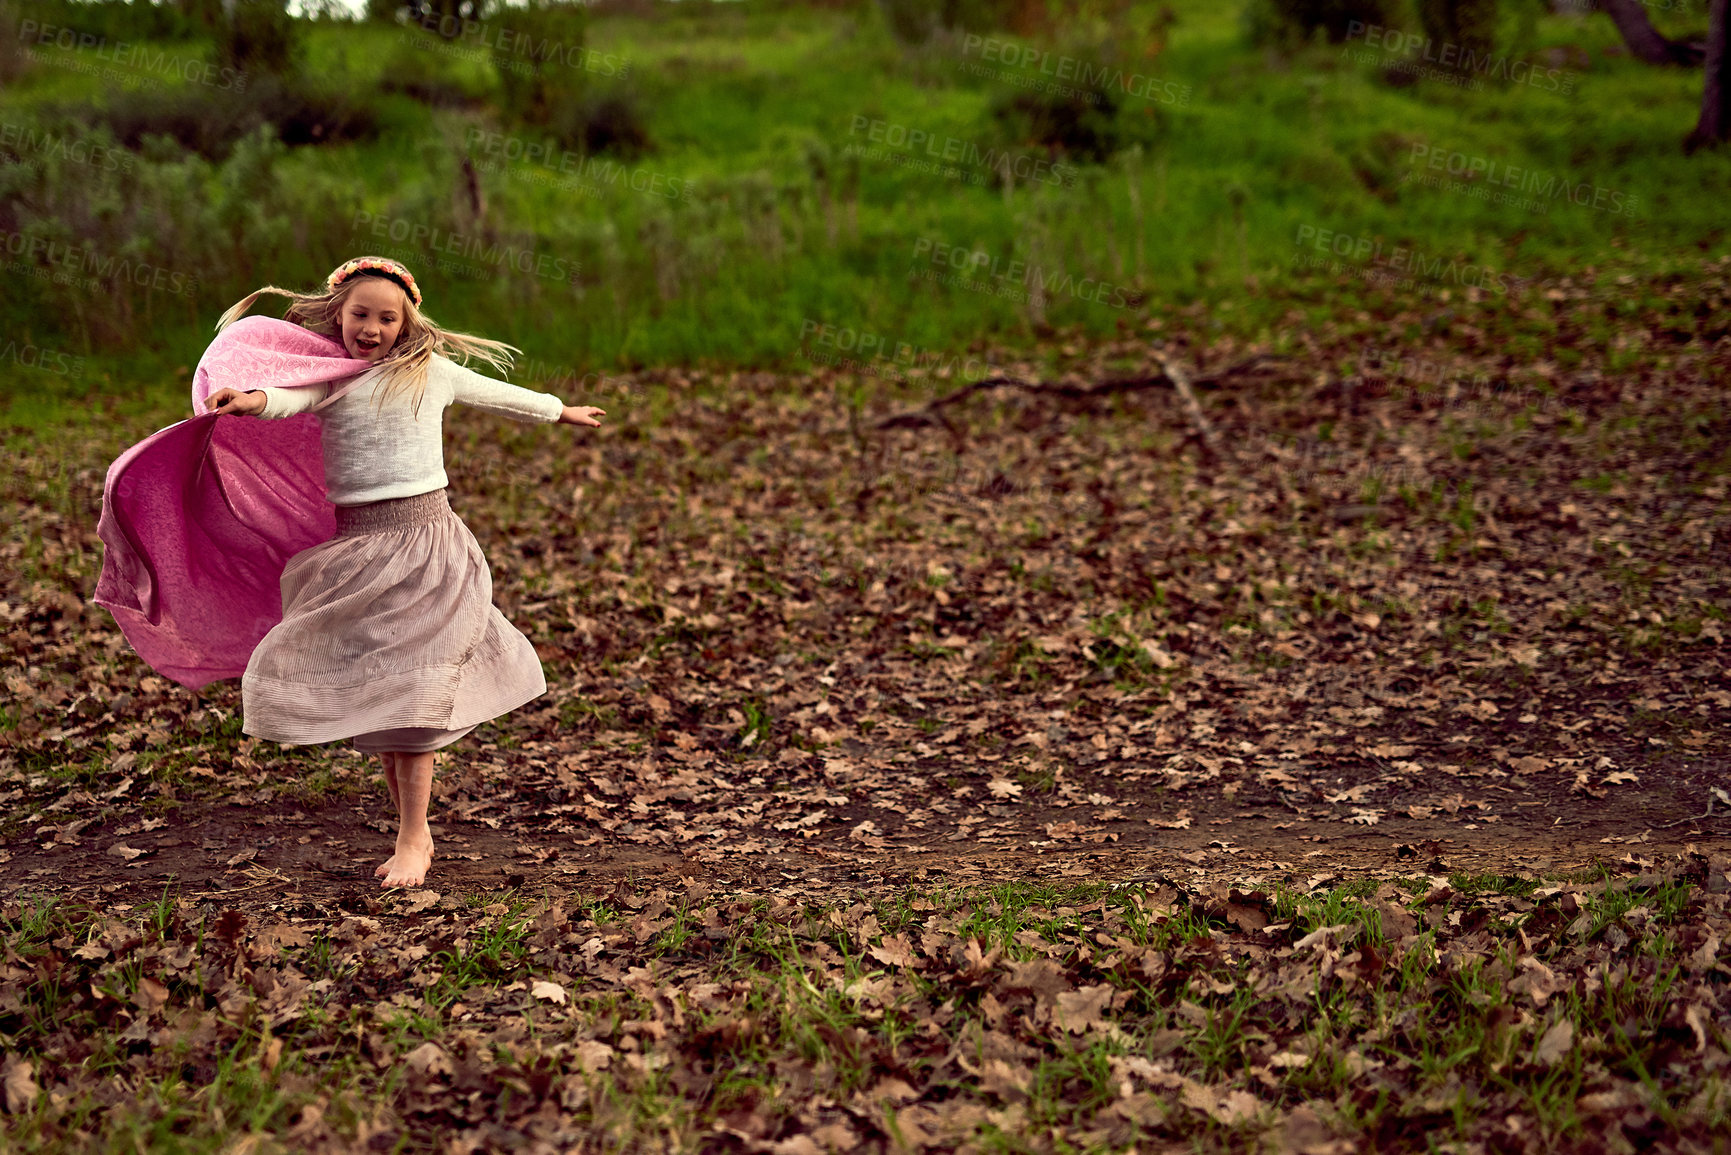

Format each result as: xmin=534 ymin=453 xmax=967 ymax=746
xmin=93 ymin=316 xmax=372 ymax=691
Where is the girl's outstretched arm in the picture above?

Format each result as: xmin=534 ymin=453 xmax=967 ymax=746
xmin=442 ymin=357 xmax=604 ymax=428
xmin=559 ymin=405 xmax=606 ymax=426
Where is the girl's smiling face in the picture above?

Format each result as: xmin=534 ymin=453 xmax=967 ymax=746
xmin=340 ymin=277 xmax=407 ymax=362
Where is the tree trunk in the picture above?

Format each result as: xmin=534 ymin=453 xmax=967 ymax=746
xmin=1602 ymin=0 xmax=1706 ymax=66
xmin=1688 ymin=0 xmax=1731 ymax=152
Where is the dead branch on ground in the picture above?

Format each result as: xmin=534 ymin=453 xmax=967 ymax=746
xmin=870 ymin=353 xmax=1276 ymax=461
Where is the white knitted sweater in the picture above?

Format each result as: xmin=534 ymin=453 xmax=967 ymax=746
xmin=255 ymin=354 xmax=565 ymax=506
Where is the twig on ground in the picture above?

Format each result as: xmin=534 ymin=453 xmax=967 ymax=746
xmin=1656 ymin=791 xmax=1725 ymax=829
xmin=1149 ymin=350 xmax=1222 ymax=460
xmin=191 ymin=877 xmax=287 ymax=898
xmin=869 ymin=354 xmax=1275 ymax=458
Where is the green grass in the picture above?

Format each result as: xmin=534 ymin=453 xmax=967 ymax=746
xmin=3 ymin=0 xmax=1730 ymax=427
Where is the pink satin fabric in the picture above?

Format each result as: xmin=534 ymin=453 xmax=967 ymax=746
xmin=94 ymin=316 xmax=371 ymax=690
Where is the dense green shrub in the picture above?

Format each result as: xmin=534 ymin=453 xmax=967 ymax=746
xmin=378 ymin=31 xmax=493 ymax=107
xmin=0 ymin=118 xmax=360 ymax=348
xmin=10 ymin=0 xmax=203 ymax=44
xmin=1416 ymin=0 xmax=1499 ymax=66
xmin=179 ymin=0 xmax=227 ymax=32
xmin=484 ymin=0 xmax=647 ymax=155
xmin=218 ymin=0 xmax=304 ymax=78
xmin=1054 ymin=1 xmax=1180 ymax=68
xmin=490 ymin=0 xmax=589 ymax=125
xmin=876 ymin=0 xmax=1020 ymax=44
xmin=548 ymin=86 xmax=652 ymax=157
xmin=1244 ymin=0 xmax=1401 ymax=46
xmin=988 ymin=85 xmax=1148 ymax=166
xmin=61 ymin=74 xmax=378 ymax=160
xmin=0 ymin=0 xmax=31 ymax=83
xmin=78 ymin=86 xmax=256 ymax=159
xmin=258 ymin=75 xmax=382 ymax=146
xmin=954 ymin=3 xmax=1176 ymax=169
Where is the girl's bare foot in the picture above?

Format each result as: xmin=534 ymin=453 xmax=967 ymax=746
xmin=381 ymin=749 xmax=437 ymax=888
xmin=380 ymin=834 xmax=433 ymax=888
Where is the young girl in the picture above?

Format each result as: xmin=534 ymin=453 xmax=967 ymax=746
xmin=203 ymin=256 xmax=604 ymax=888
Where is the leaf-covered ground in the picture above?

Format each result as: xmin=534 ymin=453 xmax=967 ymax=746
xmin=0 ymin=864 xmax=1727 ymax=1153
xmin=1 ymin=270 xmax=1729 ymax=1149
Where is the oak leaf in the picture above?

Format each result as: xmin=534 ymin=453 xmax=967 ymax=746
xmin=404 ymin=1042 xmax=452 ymax=1077
xmin=573 ymin=1040 xmax=613 ymax=1071
xmin=1533 ymin=1018 xmax=1573 ymax=1065
xmin=0 ymin=1056 xmax=37 ymax=1114
xmin=1054 ymin=984 xmax=1113 ymax=1033
xmin=868 ymin=934 xmax=918 ymax=969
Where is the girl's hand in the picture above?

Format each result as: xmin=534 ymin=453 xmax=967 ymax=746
xmin=206 ymin=388 xmax=266 ymax=417
xmin=559 ymin=405 xmax=606 ymax=427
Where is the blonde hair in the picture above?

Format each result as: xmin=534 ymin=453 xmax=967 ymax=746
xmin=214 ymin=260 xmax=522 ymax=417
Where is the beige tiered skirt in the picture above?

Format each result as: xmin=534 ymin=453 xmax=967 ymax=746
xmin=241 ymin=488 xmax=546 ymax=754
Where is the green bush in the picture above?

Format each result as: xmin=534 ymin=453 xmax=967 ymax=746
xmin=10 ymin=0 xmax=203 ymax=43
xmin=875 ymin=0 xmax=1020 ymax=44
xmin=1416 ymin=0 xmax=1498 ymax=66
xmin=378 ymin=31 xmax=493 ymax=107
xmin=1245 ymin=0 xmax=1401 ymax=46
xmin=181 ymin=0 xmax=227 ymax=32
xmin=0 ymin=118 xmax=360 ymax=349
xmin=1052 ymin=2 xmax=1180 ymax=71
xmin=63 ymin=74 xmax=378 ymax=160
xmin=987 ymin=83 xmax=1157 ymax=166
xmin=258 ymin=75 xmax=382 ymax=146
xmin=877 ymin=0 xmax=1163 ymax=46
xmin=486 ymin=0 xmax=647 ymax=155
xmin=78 ymin=86 xmax=255 ymax=159
xmin=0 ymin=0 xmax=31 ymax=84
xmin=548 ymin=85 xmax=652 ymax=157
xmin=218 ymin=0 xmax=304 ymax=78
xmin=491 ymin=0 xmax=589 ymax=126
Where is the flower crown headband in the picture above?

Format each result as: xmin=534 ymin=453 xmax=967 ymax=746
xmin=327 ymin=256 xmax=423 ymax=308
